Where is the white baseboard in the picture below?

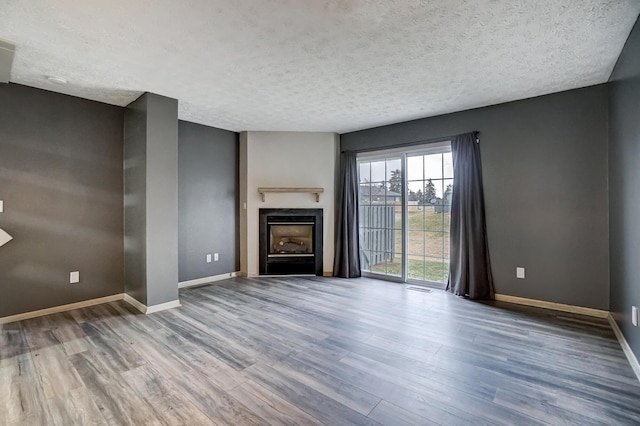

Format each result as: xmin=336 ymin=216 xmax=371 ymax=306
xmin=123 ymin=294 xmax=181 ymax=314
xmin=123 ymin=294 xmax=147 ymax=313
xmin=179 ymin=272 xmax=238 ymax=289
xmin=494 ymin=294 xmax=609 ymax=318
xmin=0 ymin=293 xmax=124 ymax=324
xmin=146 ymin=299 xmax=181 ymax=314
xmin=247 ymin=273 xmax=329 ymax=278
xmin=608 ymin=313 xmax=640 ymax=382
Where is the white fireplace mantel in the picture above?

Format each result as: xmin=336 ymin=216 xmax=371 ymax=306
xmin=258 ymin=187 xmax=324 ymax=202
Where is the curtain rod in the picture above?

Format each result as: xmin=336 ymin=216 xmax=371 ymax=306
xmin=342 ymin=130 xmax=480 ymax=154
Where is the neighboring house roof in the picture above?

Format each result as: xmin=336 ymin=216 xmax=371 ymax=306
xmin=360 ymin=184 xmax=401 ymax=198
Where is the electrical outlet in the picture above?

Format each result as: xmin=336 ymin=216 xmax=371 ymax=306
xmin=633 ymin=306 xmax=638 ymax=327
xmin=214 ymin=253 xmax=219 ymax=262
xmin=0 ymin=200 xmax=3 ymax=213
xmin=70 ymin=271 xmax=80 ymax=284
xmin=206 ymin=254 xmax=212 ymax=263
xmin=516 ymin=267 xmax=525 ymax=279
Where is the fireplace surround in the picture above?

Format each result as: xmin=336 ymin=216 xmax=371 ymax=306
xmin=259 ymin=208 xmax=323 ymax=275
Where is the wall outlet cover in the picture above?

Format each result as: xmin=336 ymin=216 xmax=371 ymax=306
xmin=633 ymin=306 xmax=638 ymax=327
xmin=516 ymin=267 xmax=525 ymax=279
xmin=206 ymin=254 xmax=212 ymax=263
xmin=0 ymin=200 xmax=3 ymax=212
xmin=214 ymin=253 xmax=219 ymax=261
xmin=70 ymin=271 xmax=80 ymax=284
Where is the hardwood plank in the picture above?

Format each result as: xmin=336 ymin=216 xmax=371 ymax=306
xmin=31 ymin=348 xmax=83 ymax=400
xmin=229 ymin=379 xmax=324 ymax=426
xmin=169 ymin=371 xmax=265 ymax=426
xmin=2 ymin=276 xmax=640 ymax=425
xmin=266 ymin=355 xmax=382 ymax=415
xmin=243 ymin=361 xmax=384 ymax=426
xmin=45 ymin=387 xmax=107 ymax=426
xmin=0 ymin=369 xmax=48 ymax=425
xmin=368 ymin=400 xmax=440 ymax=426
xmin=122 ymin=365 xmax=213 ymax=425
xmin=69 ymin=351 xmax=162 ymax=426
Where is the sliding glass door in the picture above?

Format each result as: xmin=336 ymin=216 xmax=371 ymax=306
xmin=358 ymin=157 xmax=403 ymax=278
xmin=406 ymin=151 xmax=453 ymax=284
xmin=358 ymin=144 xmax=453 ymax=287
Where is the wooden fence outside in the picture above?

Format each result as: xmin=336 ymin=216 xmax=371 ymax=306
xmin=359 ymin=205 xmax=396 ymax=269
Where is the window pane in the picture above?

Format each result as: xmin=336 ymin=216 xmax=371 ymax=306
xmin=360 ymin=229 xmax=371 ymax=251
xmin=360 ymin=250 xmax=372 ymax=271
xmin=408 ymin=255 xmax=425 ymax=280
xmin=386 ymin=158 xmax=402 ymax=181
xmin=370 ymin=183 xmax=386 ymax=205
xmin=359 ymin=162 xmax=371 ymax=183
xmin=370 ymin=160 xmax=385 ymax=182
xmin=368 ymin=205 xmax=389 ymax=229
xmin=425 ymin=207 xmax=444 ymax=231
xmin=424 ymin=154 xmax=443 ymax=180
xmin=392 ymin=227 xmax=402 ymax=253
xmin=359 ymin=204 xmax=371 ymax=228
xmin=408 ymin=203 xmax=424 ymax=231
xmin=443 ymin=152 xmax=453 ymax=178
xmin=386 ymin=253 xmax=402 ymax=276
xmin=394 ymin=205 xmax=402 ymax=229
xmin=444 ymin=233 xmax=450 ymax=258
xmin=407 ymin=155 xmax=423 ymax=181
xmin=425 ymin=258 xmax=444 ymax=283
xmin=369 ymin=251 xmax=387 ymax=274
xmin=443 ymin=179 xmax=453 ymax=205
xmin=359 ymin=183 xmax=371 ymax=206
xmin=408 ymin=231 xmax=425 ymax=255
xmin=444 ymin=211 xmax=451 ymax=232
xmin=423 ymin=178 xmax=438 ymax=205
xmin=382 ymin=181 xmax=401 ymax=205
xmin=425 ymin=232 xmax=445 ymax=258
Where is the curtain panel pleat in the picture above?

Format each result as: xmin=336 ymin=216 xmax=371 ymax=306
xmin=333 ymin=151 xmax=362 ymax=278
xmin=446 ymin=132 xmax=494 ymax=299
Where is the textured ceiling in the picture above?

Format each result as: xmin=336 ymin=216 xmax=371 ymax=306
xmin=1 ymin=1 xmax=638 ymax=133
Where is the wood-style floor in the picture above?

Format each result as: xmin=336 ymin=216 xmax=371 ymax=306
xmin=2 ymin=276 xmax=640 ymax=425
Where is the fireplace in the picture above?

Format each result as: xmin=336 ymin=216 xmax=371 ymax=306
xmin=259 ymin=208 xmax=323 ymax=275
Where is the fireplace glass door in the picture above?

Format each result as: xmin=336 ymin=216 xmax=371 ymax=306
xmin=269 ymin=223 xmax=314 ymax=256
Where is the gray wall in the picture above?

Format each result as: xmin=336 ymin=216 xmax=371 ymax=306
xmin=123 ymin=95 xmax=147 ymax=305
xmin=0 ymin=84 xmax=124 ymax=317
xmin=341 ymin=85 xmax=610 ymax=310
xmin=178 ymin=120 xmax=238 ymax=282
xmin=124 ymin=93 xmax=179 ymax=307
xmin=145 ymin=94 xmax=179 ymax=306
xmin=609 ymin=17 xmax=640 ymax=359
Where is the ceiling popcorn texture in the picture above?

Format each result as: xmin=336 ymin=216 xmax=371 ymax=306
xmin=1 ymin=0 xmax=638 ymax=133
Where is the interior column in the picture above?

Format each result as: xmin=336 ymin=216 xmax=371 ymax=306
xmin=123 ymin=92 xmax=179 ymax=311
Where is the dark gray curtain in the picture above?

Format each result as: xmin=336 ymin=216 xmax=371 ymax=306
xmin=333 ymin=151 xmax=361 ymax=278
xmin=446 ymin=132 xmax=494 ymax=299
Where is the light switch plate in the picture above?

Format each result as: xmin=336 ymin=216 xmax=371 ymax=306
xmin=633 ymin=306 xmax=638 ymax=327
xmin=516 ymin=267 xmax=525 ymax=279
xmin=70 ymin=271 xmax=80 ymax=284
xmin=214 ymin=253 xmax=219 ymax=261
xmin=206 ymin=254 xmax=212 ymax=263
xmin=0 ymin=200 xmax=3 ymax=212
